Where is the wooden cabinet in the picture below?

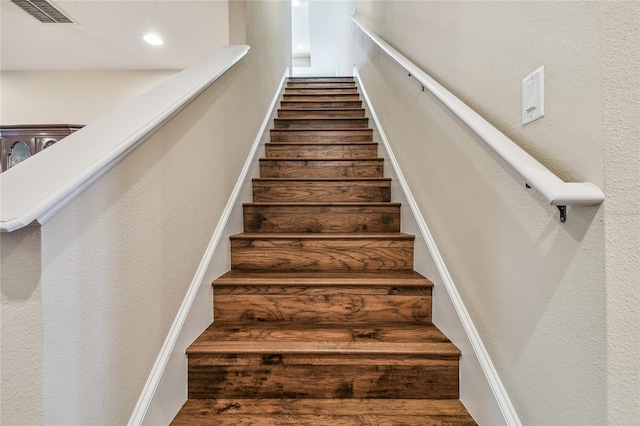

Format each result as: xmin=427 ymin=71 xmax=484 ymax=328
xmin=0 ymin=124 xmax=83 ymax=173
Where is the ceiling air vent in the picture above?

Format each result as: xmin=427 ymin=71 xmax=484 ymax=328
xmin=11 ymin=0 xmax=73 ymax=23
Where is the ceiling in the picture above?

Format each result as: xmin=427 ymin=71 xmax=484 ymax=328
xmin=0 ymin=0 xmax=230 ymax=71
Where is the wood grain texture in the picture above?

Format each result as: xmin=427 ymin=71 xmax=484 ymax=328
xmin=171 ymin=399 xmax=476 ymax=426
xmin=274 ymin=118 xmax=369 ymax=129
xmin=242 ymin=203 xmax=400 ymax=233
xmin=288 ymin=77 xmax=355 ymax=83
xmin=277 ymin=108 xmax=366 ymax=118
xmin=252 ymin=178 xmax=392 ymax=202
xmin=189 ymin=322 xmax=447 ymax=346
xmin=283 ymin=94 xmax=361 ymax=102
xmin=270 ymin=128 xmax=373 ymax=142
xmin=284 ymin=88 xmax=359 ymax=95
xmin=230 ymin=233 xmax=414 ymax=271
xmin=265 ymin=142 xmax=378 ymax=159
xmin=214 ymin=289 xmax=431 ymax=323
xmin=187 ymin=359 xmax=459 ymax=399
xmin=259 ymin=159 xmax=383 ymax=178
xmin=286 ymin=82 xmax=356 ymax=89
xmin=281 ymin=100 xmax=363 ymax=109
xmin=214 ymin=270 xmax=433 ymax=286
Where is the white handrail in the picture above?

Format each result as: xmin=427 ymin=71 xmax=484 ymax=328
xmin=0 ymin=45 xmax=249 ymax=232
xmin=350 ymin=16 xmax=604 ymax=218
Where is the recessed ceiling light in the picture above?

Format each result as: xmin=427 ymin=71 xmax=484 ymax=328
xmin=292 ymin=0 xmax=300 ymax=6
xmin=144 ymin=33 xmax=163 ymax=46
xmin=297 ymin=44 xmax=304 ymax=50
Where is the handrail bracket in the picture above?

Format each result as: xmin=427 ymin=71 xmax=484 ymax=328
xmin=557 ymin=205 xmax=567 ymax=223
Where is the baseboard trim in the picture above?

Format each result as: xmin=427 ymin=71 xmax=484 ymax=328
xmin=354 ymin=68 xmax=521 ymax=426
xmin=128 ymin=68 xmax=289 ymax=426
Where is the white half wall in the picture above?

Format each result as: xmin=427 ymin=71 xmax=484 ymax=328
xmin=0 ymin=1 xmax=292 ymax=424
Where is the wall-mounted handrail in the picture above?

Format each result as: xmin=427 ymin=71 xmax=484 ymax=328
xmin=350 ymin=16 xmax=604 ymax=222
xmin=0 ymin=45 xmax=249 ymax=232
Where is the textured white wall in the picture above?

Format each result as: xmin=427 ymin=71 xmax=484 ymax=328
xmin=0 ymin=226 xmax=43 ymax=425
xmin=602 ymin=2 xmax=640 ymax=425
xmin=351 ymin=1 xmax=638 ymax=424
xmin=0 ymin=1 xmax=291 ymax=424
xmin=0 ymin=70 xmax=176 ymax=125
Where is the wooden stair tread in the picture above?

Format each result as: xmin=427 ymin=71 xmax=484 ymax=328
xmin=172 ymin=399 xmax=475 ymax=425
xmin=280 ymin=101 xmax=363 ymax=109
xmin=192 ymin=322 xmax=448 ymax=344
xmin=253 ymin=177 xmax=391 ymax=182
xmin=243 ymin=202 xmax=399 ymax=206
xmin=214 ymin=269 xmax=432 ymax=285
xmin=267 ymin=142 xmax=378 ymax=145
xmin=230 ymin=232 xmax=415 ymax=240
xmin=173 ymin=398 xmax=473 ymax=417
xmin=271 ymin=127 xmax=371 ymax=130
xmin=274 ymin=117 xmax=368 ymax=120
xmin=278 ymin=108 xmax=364 ymax=112
xmin=289 ymin=77 xmax=355 ymax=81
xmin=187 ymin=323 xmax=459 ymax=356
xmin=259 ymin=157 xmax=382 ymax=161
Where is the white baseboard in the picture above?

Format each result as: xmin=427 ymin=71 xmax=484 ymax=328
xmin=354 ymin=68 xmax=521 ymax=426
xmin=128 ymin=68 xmax=289 ymax=426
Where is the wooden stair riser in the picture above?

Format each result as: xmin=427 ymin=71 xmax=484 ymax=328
xmin=213 ymin=285 xmax=431 ymax=323
xmin=281 ymin=100 xmax=363 ymax=109
xmin=288 ymin=77 xmax=355 ymax=84
xmin=265 ymin=143 xmax=378 ymax=159
xmin=283 ymin=94 xmax=361 ymax=102
xmin=252 ymin=179 xmax=392 ymax=203
xmin=278 ymin=109 xmax=365 ymax=118
xmin=260 ymin=159 xmax=383 ymax=178
xmin=230 ymin=235 xmax=414 ymax=271
xmin=286 ymin=82 xmax=356 ymax=89
xmin=270 ymin=129 xmax=373 ymax=142
xmin=188 ymin=354 xmax=460 ymax=399
xmin=274 ymin=118 xmax=369 ymax=129
xmin=243 ymin=204 xmax=400 ymax=233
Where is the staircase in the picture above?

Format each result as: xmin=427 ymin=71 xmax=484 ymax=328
xmin=171 ymin=77 xmax=476 ymax=425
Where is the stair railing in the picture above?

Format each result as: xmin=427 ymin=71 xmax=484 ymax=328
xmin=0 ymin=45 xmax=249 ymax=233
xmin=350 ymin=16 xmax=604 ymax=222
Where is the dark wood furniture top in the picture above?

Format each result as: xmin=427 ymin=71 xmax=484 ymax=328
xmin=0 ymin=124 xmax=83 ymax=173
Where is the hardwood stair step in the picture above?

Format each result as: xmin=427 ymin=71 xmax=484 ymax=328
xmin=189 ymin=323 xmax=453 ymax=351
xmin=277 ymin=108 xmax=365 ymax=118
xmin=265 ymin=142 xmax=378 ymax=159
xmin=285 ymin=88 xmax=358 ymax=95
xmin=259 ymin=158 xmax=383 ymax=178
xmin=288 ymin=77 xmax=355 ymax=83
xmin=171 ymin=399 xmax=476 ymax=426
xmin=283 ymin=94 xmax=361 ymax=102
xmin=271 ymin=128 xmax=373 ymax=142
xmin=252 ymin=178 xmax=391 ymax=202
xmin=281 ymin=100 xmax=363 ymax=109
xmin=214 ymin=269 xmax=432 ymax=286
xmin=274 ymin=117 xmax=369 ymax=129
xmin=287 ymin=81 xmax=356 ymax=89
xmin=214 ymin=287 xmax=430 ymax=323
xmin=214 ymin=271 xmax=432 ymax=323
xmin=243 ymin=202 xmax=400 ymax=233
xmin=186 ymin=322 xmax=459 ymax=399
xmin=230 ymin=233 xmax=414 ymax=271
